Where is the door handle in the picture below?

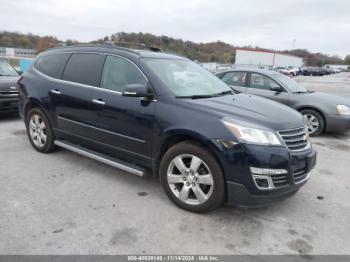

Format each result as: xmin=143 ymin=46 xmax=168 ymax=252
xmin=50 ymin=89 xmax=61 ymax=95
xmin=92 ymin=99 xmax=105 ymax=105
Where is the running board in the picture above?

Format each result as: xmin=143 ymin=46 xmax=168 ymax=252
xmin=54 ymin=140 xmax=145 ymax=177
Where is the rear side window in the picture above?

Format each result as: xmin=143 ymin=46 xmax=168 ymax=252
xmin=221 ymin=72 xmax=246 ymax=86
xmin=35 ymin=53 xmax=70 ymax=78
xmin=62 ymin=53 xmax=105 ymax=86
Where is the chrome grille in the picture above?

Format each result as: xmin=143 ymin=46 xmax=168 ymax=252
xmin=0 ymin=91 xmax=18 ymax=98
xmin=278 ymin=127 xmax=309 ymax=152
xmin=271 ymin=174 xmax=289 ymax=187
xmin=293 ymin=168 xmax=308 ymax=183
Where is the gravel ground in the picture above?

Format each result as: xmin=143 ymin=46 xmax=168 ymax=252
xmin=0 ymin=73 xmax=349 ymax=255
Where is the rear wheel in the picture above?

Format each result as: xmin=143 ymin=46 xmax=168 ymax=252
xmin=160 ymin=141 xmax=225 ymax=213
xmin=301 ymin=109 xmax=325 ymax=136
xmin=25 ymin=108 xmax=57 ymax=153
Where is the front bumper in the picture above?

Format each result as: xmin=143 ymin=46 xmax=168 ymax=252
xmin=0 ymin=97 xmax=19 ymax=114
xmin=226 ymin=180 xmax=303 ymax=207
xmin=214 ymin=140 xmax=317 ymax=207
xmin=326 ymin=115 xmax=350 ymax=132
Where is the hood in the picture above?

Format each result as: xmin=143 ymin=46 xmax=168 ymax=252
xmin=0 ymin=76 xmax=19 ymax=91
xmin=182 ymin=93 xmax=304 ymax=131
xmin=298 ymin=91 xmax=350 ymax=107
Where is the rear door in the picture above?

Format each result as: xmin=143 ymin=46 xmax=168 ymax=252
xmin=246 ymin=72 xmax=290 ymax=105
xmin=218 ymin=71 xmax=247 ymax=93
xmin=53 ymin=53 xmax=106 ymax=140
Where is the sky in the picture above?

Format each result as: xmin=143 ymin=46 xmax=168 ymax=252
xmin=1 ymin=0 xmax=349 ymax=58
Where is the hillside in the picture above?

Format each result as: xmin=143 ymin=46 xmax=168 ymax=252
xmin=0 ymin=30 xmax=347 ymax=66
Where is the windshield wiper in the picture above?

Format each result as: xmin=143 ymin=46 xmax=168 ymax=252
xmin=212 ymin=90 xmax=235 ymax=96
xmin=176 ymin=90 xmax=235 ymax=99
xmin=293 ymin=91 xmax=307 ymax=94
xmin=176 ymin=94 xmax=215 ymax=99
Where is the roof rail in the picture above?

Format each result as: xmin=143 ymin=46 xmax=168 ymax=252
xmin=103 ymin=41 xmax=162 ymax=52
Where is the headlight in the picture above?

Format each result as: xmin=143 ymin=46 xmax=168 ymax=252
xmin=336 ymin=105 xmax=350 ymax=115
xmin=221 ymin=119 xmax=282 ymax=146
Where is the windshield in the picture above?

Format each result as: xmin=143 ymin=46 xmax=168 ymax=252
xmin=0 ymin=61 xmax=19 ymax=76
xmin=142 ymin=58 xmax=231 ymax=97
xmin=273 ymin=73 xmax=307 ymax=93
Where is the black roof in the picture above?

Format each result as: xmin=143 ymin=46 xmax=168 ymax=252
xmin=217 ymin=68 xmax=280 ymax=76
xmin=43 ymin=43 xmax=187 ymax=60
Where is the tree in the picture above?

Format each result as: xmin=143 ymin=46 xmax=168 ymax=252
xmin=345 ymin=55 xmax=350 ymax=65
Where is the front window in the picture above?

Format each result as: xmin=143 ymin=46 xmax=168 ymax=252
xmin=272 ymin=73 xmax=307 ymax=93
xmin=142 ymin=58 xmax=231 ymax=97
xmin=249 ymin=73 xmax=282 ymax=91
xmin=0 ymin=61 xmax=18 ymax=76
xmin=101 ymin=56 xmax=147 ymax=92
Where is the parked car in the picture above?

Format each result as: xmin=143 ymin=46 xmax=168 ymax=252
xmin=18 ymin=44 xmax=316 ymax=212
xmin=287 ymin=66 xmax=300 ymax=76
xmin=0 ymin=59 xmax=20 ymax=115
xmin=216 ymin=69 xmax=350 ymax=136
xmin=274 ymin=66 xmax=292 ymax=76
xmin=301 ymin=67 xmax=324 ymax=76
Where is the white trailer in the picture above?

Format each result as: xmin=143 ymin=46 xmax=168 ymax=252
xmin=235 ymin=48 xmax=303 ymax=68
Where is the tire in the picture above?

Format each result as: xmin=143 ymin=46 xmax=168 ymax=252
xmin=25 ymin=107 xmax=57 ymax=153
xmin=301 ymin=109 xmax=325 ymax=136
xmin=159 ymin=140 xmax=225 ymax=213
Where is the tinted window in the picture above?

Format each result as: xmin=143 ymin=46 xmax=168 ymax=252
xmin=35 ymin=53 xmax=70 ymax=78
xmin=221 ymin=72 xmax=246 ymax=86
xmin=62 ymin=53 xmax=105 ymax=86
xmin=249 ymin=73 xmax=281 ymax=90
xmin=101 ymin=56 xmax=147 ymax=92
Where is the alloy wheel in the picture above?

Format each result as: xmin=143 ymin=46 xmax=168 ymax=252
xmin=304 ymin=113 xmax=319 ymax=134
xmin=167 ymin=154 xmax=214 ymax=205
xmin=29 ymin=114 xmax=47 ymax=147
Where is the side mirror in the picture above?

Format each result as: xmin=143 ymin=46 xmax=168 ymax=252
xmin=270 ymin=86 xmax=283 ymax=92
xmin=122 ymin=83 xmax=154 ymax=99
xmin=17 ymin=70 xmax=23 ymax=75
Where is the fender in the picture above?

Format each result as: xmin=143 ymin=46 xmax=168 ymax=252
xmin=152 ymin=126 xmax=226 ymax=178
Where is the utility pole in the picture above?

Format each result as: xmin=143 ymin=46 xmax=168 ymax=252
xmin=291 ymin=39 xmax=296 ymax=50
xmin=322 ymin=55 xmax=325 ymax=67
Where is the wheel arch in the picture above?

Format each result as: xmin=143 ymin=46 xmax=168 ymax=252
xmin=296 ymin=106 xmax=327 ymax=127
xmin=24 ymin=98 xmax=48 ymax=118
xmin=24 ymin=98 xmax=55 ymax=133
xmin=154 ymin=129 xmax=225 ymax=180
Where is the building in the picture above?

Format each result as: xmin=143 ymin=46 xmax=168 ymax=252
xmin=0 ymin=47 xmax=37 ymax=59
xmin=0 ymin=47 xmax=36 ymax=72
xmin=235 ymin=48 xmax=303 ymax=68
xmin=324 ymin=64 xmax=348 ymax=70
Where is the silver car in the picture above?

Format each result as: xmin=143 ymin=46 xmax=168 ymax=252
xmin=216 ymin=69 xmax=350 ymax=136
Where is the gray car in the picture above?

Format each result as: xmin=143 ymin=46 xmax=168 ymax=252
xmin=0 ymin=59 xmax=20 ymax=115
xmin=216 ymin=69 xmax=350 ymax=136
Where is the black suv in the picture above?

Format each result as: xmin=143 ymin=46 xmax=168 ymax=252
xmin=0 ymin=59 xmax=20 ymax=114
xmin=18 ymin=44 xmax=316 ymax=212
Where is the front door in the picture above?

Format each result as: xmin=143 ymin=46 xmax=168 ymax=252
xmin=246 ymin=72 xmax=290 ymax=105
xmin=86 ymin=55 xmax=156 ymax=166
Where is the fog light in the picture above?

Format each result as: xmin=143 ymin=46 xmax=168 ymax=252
xmin=250 ymin=167 xmax=288 ymax=190
xmin=255 ymin=178 xmax=269 ymax=188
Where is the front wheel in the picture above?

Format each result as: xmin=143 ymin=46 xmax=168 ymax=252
xmin=301 ymin=109 xmax=325 ymax=136
xmin=160 ymin=141 xmax=225 ymax=213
